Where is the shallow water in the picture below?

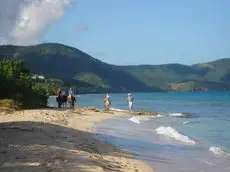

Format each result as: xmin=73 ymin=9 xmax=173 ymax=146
xmin=94 ymin=116 xmax=230 ymax=172
xmin=49 ymin=92 xmax=230 ymax=172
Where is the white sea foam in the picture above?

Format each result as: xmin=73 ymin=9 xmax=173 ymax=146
xmin=169 ymin=113 xmax=185 ymax=117
xmin=183 ymin=121 xmax=190 ymax=124
xmin=156 ymin=114 xmax=163 ymax=117
xmin=129 ymin=116 xmax=141 ymax=124
xmin=128 ymin=116 xmax=151 ymax=124
xmin=209 ymin=146 xmax=229 ymax=156
xmin=110 ymin=108 xmax=128 ymax=112
xmin=182 ymin=121 xmax=199 ymax=125
xmin=155 ymin=126 xmax=196 ymax=145
xmin=128 ymin=115 xmax=162 ymax=124
xmin=205 ymin=161 xmax=215 ymax=166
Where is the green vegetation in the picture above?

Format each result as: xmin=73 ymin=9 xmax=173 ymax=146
xmin=32 ymin=77 xmax=65 ymax=95
xmin=0 ymin=43 xmax=160 ymax=93
xmin=192 ymin=58 xmax=230 ymax=82
xmin=0 ymin=58 xmax=48 ymax=109
xmin=74 ymin=73 xmax=110 ymax=88
xmin=123 ymin=64 xmax=205 ymax=90
xmin=0 ymin=43 xmax=229 ymax=92
xmin=124 ymin=59 xmax=230 ymax=91
xmin=0 ymin=99 xmax=19 ymax=112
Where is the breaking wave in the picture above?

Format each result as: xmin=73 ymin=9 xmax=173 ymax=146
xmin=182 ymin=121 xmax=200 ymax=125
xmin=168 ymin=113 xmax=193 ymax=118
xmin=110 ymin=108 xmax=128 ymax=112
xmin=209 ymin=146 xmax=229 ymax=157
xmin=128 ymin=115 xmax=162 ymax=124
xmin=155 ymin=126 xmax=196 ymax=145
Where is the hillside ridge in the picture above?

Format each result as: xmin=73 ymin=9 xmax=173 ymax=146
xmin=0 ymin=43 xmax=230 ymax=93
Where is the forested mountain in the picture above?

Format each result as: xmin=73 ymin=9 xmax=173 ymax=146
xmin=0 ymin=43 xmax=229 ymax=93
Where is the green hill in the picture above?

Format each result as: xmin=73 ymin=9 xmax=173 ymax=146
xmin=0 ymin=43 xmax=229 ymax=93
xmin=123 ymin=64 xmax=203 ymax=89
xmin=124 ymin=59 xmax=230 ymax=91
xmin=0 ymin=43 xmax=161 ymax=93
xmin=192 ymin=58 xmax=230 ymax=83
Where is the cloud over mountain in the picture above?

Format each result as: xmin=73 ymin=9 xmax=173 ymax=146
xmin=0 ymin=0 xmax=72 ymax=45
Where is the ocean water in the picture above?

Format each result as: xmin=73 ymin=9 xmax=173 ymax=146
xmin=48 ymin=92 xmax=230 ymax=172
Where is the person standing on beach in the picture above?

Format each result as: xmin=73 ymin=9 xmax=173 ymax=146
xmin=68 ymin=88 xmax=76 ymax=108
xmin=127 ymin=93 xmax=134 ymax=110
xmin=57 ymin=88 xmax=62 ymax=96
xmin=68 ymin=88 xmax=74 ymax=97
xmin=104 ymin=93 xmax=111 ymax=111
xmin=56 ymin=88 xmax=63 ymax=108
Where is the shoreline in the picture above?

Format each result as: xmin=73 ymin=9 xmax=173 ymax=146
xmin=0 ymin=107 xmax=155 ymax=172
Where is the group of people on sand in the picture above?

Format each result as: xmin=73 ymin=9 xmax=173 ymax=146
xmin=104 ymin=93 xmax=134 ymax=111
xmin=56 ymin=88 xmax=134 ymax=111
xmin=56 ymin=88 xmax=76 ymax=108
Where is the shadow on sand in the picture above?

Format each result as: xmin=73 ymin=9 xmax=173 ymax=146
xmin=0 ymin=120 xmax=130 ymax=172
xmin=0 ymin=114 xmax=169 ymax=171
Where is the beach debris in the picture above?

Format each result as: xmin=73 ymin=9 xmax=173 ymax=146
xmin=131 ymin=111 xmax=160 ymax=116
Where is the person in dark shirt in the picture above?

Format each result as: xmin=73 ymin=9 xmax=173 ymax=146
xmin=56 ymin=88 xmax=62 ymax=108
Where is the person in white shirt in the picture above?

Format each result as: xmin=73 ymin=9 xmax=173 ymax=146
xmin=68 ymin=88 xmax=74 ymax=97
xmin=127 ymin=93 xmax=134 ymax=110
xmin=67 ymin=88 xmax=76 ymax=107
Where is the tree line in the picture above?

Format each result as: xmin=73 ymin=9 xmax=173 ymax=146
xmin=0 ymin=58 xmax=48 ymax=108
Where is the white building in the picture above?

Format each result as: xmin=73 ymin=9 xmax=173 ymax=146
xmin=37 ymin=75 xmax=45 ymax=80
xmin=31 ymin=74 xmax=45 ymax=80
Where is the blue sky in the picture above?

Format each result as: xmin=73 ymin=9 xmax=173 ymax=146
xmin=44 ymin=0 xmax=230 ymax=65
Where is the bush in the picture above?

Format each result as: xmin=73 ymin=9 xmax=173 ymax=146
xmin=0 ymin=99 xmax=19 ymax=112
xmin=32 ymin=85 xmax=49 ymax=107
xmin=0 ymin=58 xmax=49 ymax=108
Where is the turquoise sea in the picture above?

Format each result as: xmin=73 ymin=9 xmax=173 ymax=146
xmin=48 ymin=92 xmax=230 ymax=172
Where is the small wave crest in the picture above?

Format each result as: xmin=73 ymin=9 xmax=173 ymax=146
xmin=209 ymin=146 xmax=229 ymax=157
xmin=110 ymin=108 xmax=128 ymax=112
xmin=129 ymin=116 xmax=141 ymax=124
xmin=128 ymin=116 xmax=151 ymax=124
xmin=168 ymin=113 xmax=193 ymax=118
xmin=128 ymin=115 xmax=162 ymax=124
xmin=182 ymin=121 xmax=190 ymax=124
xmin=169 ymin=113 xmax=184 ymax=117
xmin=182 ymin=121 xmax=200 ymax=125
xmin=155 ymin=126 xmax=196 ymax=145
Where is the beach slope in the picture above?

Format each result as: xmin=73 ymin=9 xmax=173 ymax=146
xmin=0 ymin=108 xmax=153 ymax=172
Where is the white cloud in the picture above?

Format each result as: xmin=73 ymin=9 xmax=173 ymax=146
xmin=0 ymin=0 xmax=72 ymax=45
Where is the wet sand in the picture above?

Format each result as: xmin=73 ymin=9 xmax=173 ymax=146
xmin=0 ymin=107 xmax=155 ymax=172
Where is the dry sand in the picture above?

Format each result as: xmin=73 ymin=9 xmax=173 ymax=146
xmin=0 ymin=107 xmax=154 ymax=172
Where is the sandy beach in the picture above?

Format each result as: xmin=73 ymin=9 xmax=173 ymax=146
xmin=0 ymin=107 xmax=155 ymax=172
